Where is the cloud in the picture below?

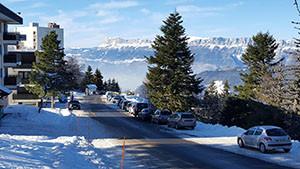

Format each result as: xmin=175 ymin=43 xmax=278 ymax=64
xmin=99 ymin=17 xmax=120 ymax=24
xmin=140 ymin=8 xmax=150 ymax=15
xmin=89 ymin=1 xmax=138 ymax=9
xmin=177 ymin=5 xmax=221 ymax=13
xmin=24 ymin=2 xmax=47 ymax=9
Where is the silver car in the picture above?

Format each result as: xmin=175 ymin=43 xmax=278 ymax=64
xmin=151 ymin=110 xmax=172 ymax=124
xmin=237 ymin=126 xmax=292 ymax=153
xmin=167 ymin=112 xmax=196 ymax=130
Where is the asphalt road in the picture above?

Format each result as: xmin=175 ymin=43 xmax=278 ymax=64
xmin=81 ymin=95 xmax=291 ymax=169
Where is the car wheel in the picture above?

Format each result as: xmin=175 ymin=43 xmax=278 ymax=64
xmin=175 ymin=123 xmax=180 ymax=129
xmin=259 ymin=143 xmax=267 ymax=153
xmin=284 ymin=148 xmax=291 ymax=153
xmin=238 ymin=138 xmax=244 ymax=148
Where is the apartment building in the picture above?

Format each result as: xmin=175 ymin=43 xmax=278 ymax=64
xmin=0 ymin=3 xmax=24 ymax=110
xmin=15 ymin=22 xmax=64 ymax=50
xmin=7 ymin=23 xmax=64 ymax=105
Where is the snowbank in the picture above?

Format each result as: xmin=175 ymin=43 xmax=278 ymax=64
xmin=0 ymin=104 xmax=106 ymax=168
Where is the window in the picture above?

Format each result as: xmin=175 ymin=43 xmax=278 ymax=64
xmin=33 ymin=31 xmax=36 ymax=35
xmin=254 ymin=128 xmax=263 ymax=135
xmin=246 ymin=128 xmax=256 ymax=135
xmin=266 ymin=128 xmax=287 ymax=136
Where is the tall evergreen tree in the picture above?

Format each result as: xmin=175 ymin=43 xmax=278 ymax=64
xmin=222 ymin=80 xmax=230 ymax=98
xmin=234 ymin=32 xmax=280 ymax=99
xmin=26 ymin=31 xmax=68 ymax=109
xmin=93 ymin=68 xmax=104 ymax=90
xmin=81 ymin=65 xmax=94 ymax=90
xmin=145 ymin=11 xmax=203 ymax=112
xmin=65 ymin=56 xmax=83 ymax=90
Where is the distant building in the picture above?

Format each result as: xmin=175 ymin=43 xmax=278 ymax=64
xmin=15 ymin=22 xmax=64 ymax=50
xmin=7 ymin=23 xmax=64 ymax=105
xmin=0 ymin=3 xmax=24 ymax=108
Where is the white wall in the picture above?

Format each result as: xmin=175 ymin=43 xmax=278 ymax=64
xmin=15 ymin=23 xmax=64 ymax=50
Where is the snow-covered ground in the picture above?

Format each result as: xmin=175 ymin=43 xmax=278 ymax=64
xmin=0 ymin=103 xmax=106 ymax=168
xmin=1 ymin=99 xmax=300 ymax=169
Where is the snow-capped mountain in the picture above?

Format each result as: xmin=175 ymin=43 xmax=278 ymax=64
xmin=65 ymin=37 xmax=296 ymax=90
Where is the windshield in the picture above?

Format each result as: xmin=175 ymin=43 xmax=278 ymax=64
xmin=137 ymin=103 xmax=148 ymax=109
xmin=161 ymin=111 xmax=171 ymax=115
xmin=266 ymin=128 xmax=288 ymax=136
xmin=182 ymin=114 xmax=194 ymax=118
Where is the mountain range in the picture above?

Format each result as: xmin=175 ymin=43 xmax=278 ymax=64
xmin=65 ymin=37 xmax=296 ymax=90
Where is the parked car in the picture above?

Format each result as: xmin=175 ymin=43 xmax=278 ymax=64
xmin=131 ymin=102 xmax=149 ymax=117
xmin=68 ymin=100 xmax=80 ymax=110
xmin=138 ymin=108 xmax=154 ymax=121
xmin=58 ymin=94 xmax=68 ymax=103
xmin=151 ymin=110 xmax=172 ymax=124
xmin=125 ymin=102 xmax=132 ymax=112
xmin=167 ymin=112 xmax=196 ymax=129
xmin=121 ymin=100 xmax=130 ymax=110
xmin=237 ymin=126 xmax=292 ymax=153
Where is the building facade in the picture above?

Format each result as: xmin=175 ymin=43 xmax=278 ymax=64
xmin=15 ymin=22 xmax=64 ymax=50
xmin=0 ymin=3 xmax=24 ymax=108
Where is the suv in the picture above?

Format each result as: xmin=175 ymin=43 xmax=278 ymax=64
xmin=167 ymin=112 xmax=196 ymax=129
xmin=151 ymin=110 xmax=172 ymax=124
xmin=68 ymin=100 xmax=80 ymax=110
xmin=131 ymin=102 xmax=149 ymax=117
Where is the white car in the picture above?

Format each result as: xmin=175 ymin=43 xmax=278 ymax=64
xmin=237 ymin=126 xmax=292 ymax=153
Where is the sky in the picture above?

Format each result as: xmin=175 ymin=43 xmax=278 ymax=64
xmin=2 ymin=0 xmax=300 ymax=48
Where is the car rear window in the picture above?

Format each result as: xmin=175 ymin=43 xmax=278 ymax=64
xmin=161 ymin=111 xmax=171 ymax=115
xmin=266 ymin=128 xmax=287 ymax=136
xmin=182 ymin=114 xmax=194 ymax=118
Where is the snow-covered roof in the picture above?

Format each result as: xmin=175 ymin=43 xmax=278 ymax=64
xmin=86 ymin=84 xmax=97 ymax=89
xmin=0 ymin=85 xmax=12 ymax=97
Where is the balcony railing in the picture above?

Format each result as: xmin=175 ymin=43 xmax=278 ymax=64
xmin=20 ymin=78 xmax=29 ymax=84
xmin=4 ymin=54 xmax=21 ymax=63
xmin=13 ymin=94 xmax=39 ymax=100
xmin=3 ymin=32 xmax=26 ymax=41
xmin=4 ymin=76 xmax=17 ymax=85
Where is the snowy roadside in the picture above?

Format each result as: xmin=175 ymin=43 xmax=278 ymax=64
xmin=162 ymin=122 xmax=300 ymax=169
xmin=0 ymin=104 xmax=107 ymax=169
xmin=105 ymin=99 xmax=300 ymax=169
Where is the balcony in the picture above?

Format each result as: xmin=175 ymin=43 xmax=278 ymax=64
xmin=13 ymin=94 xmax=39 ymax=100
xmin=4 ymin=76 xmax=17 ymax=89
xmin=3 ymin=53 xmax=21 ymax=67
xmin=3 ymin=32 xmax=26 ymax=45
xmin=7 ymin=52 xmax=35 ymax=69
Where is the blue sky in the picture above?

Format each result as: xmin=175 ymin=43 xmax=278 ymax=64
xmin=3 ymin=0 xmax=299 ymax=48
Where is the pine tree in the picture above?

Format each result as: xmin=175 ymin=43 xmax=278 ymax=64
xmin=26 ymin=31 xmax=68 ymax=109
xmin=145 ymin=11 xmax=203 ymax=112
xmin=223 ymin=80 xmax=230 ymax=98
xmin=65 ymin=56 xmax=83 ymax=90
xmin=93 ymin=68 xmax=103 ymax=90
xmin=103 ymin=81 xmax=107 ymax=91
xmin=81 ymin=65 xmax=94 ymax=90
xmin=234 ymin=32 xmax=280 ymax=99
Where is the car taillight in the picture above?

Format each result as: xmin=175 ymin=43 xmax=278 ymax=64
xmin=264 ymin=137 xmax=272 ymax=141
